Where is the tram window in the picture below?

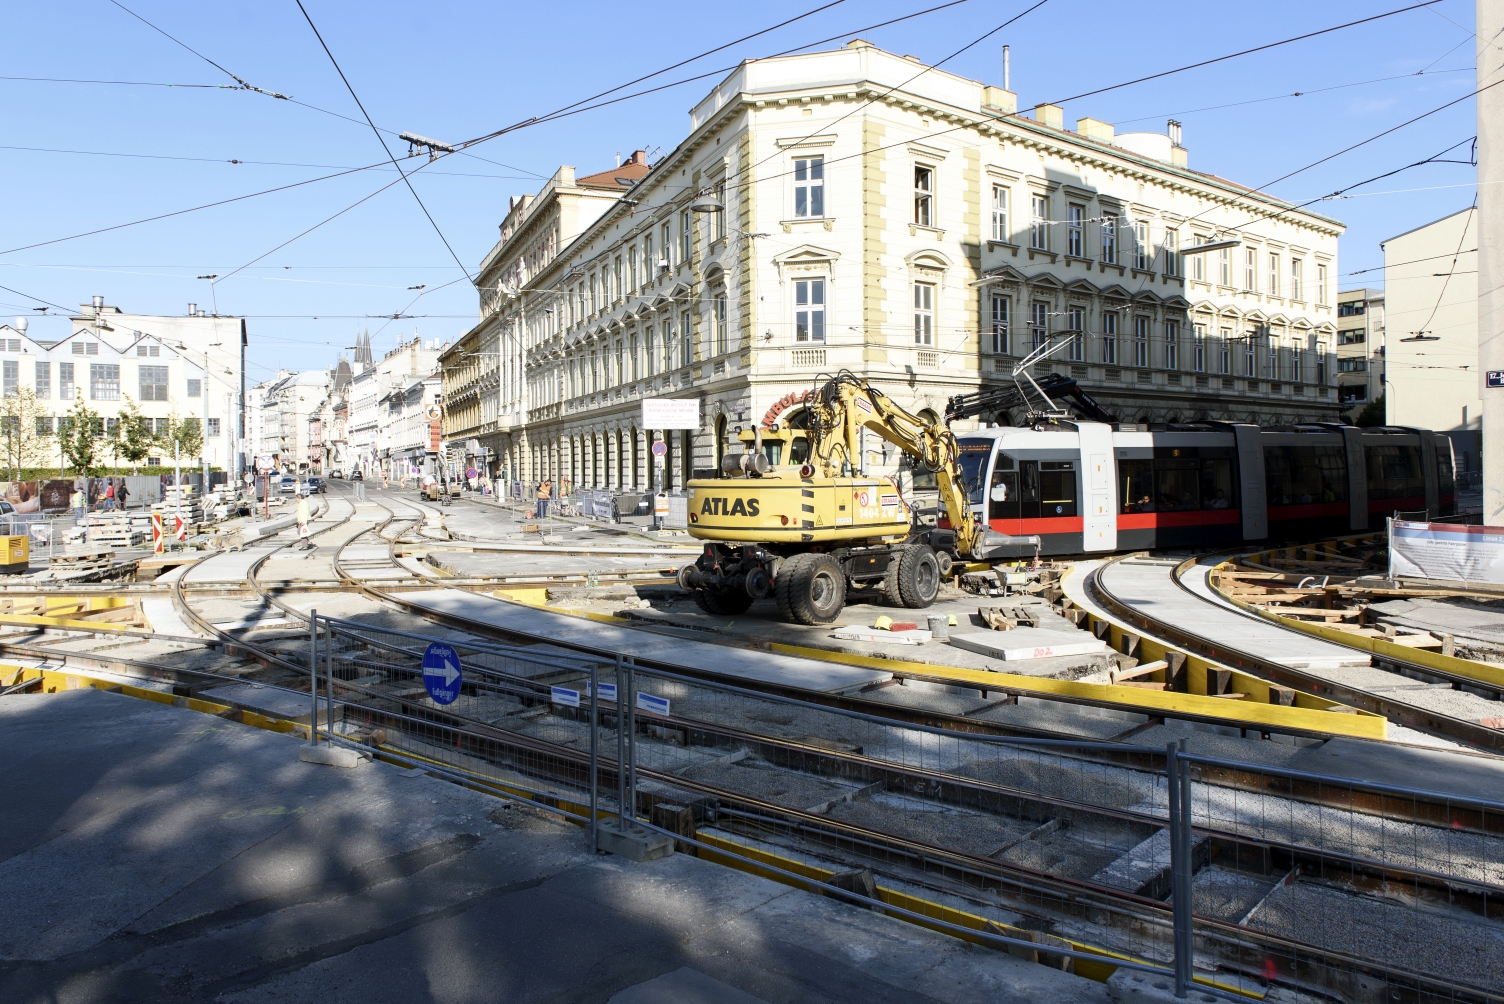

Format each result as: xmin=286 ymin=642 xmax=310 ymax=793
xmin=1365 ymin=444 xmax=1424 ymax=501
xmin=1200 ymin=459 xmax=1234 ymax=509
xmin=1153 ymin=458 xmax=1199 ymax=511
xmin=956 ymin=444 xmax=991 ymax=504
xmin=1039 ymin=460 xmax=1076 ymax=517
xmin=1438 ymin=449 xmax=1455 ymax=496
xmin=1265 ymin=445 xmax=1347 ymax=505
xmin=1119 ymin=459 xmax=1153 ymax=512
xmin=990 ymin=466 xmax=1019 ymax=520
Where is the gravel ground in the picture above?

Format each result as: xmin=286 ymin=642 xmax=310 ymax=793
xmin=1191 ymin=866 xmax=1276 ymax=922
xmin=821 ymin=790 xmax=1034 ymax=857
xmin=1247 ymin=879 xmax=1504 ymax=991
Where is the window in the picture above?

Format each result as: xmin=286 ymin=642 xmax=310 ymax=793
xmin=913 ymin=166 xmax=934 ymax=226
xmin=1292 ymin=341 xmax=1303 ymax=383
xmin=1317 ymin=264 xmax=1328 ymax=305
xmin=1134 ymin=220 xmax=1149 ymax=269
xmin=629 ymin=334 xmax=639 ymax=381
xmin=913 ymin=282 xmax=934 ymax=345
xmin=1030 ymin=301 xmax=1047 ymax=352
xmin=1244 ymin=334 xmax=1256 ymax=378
xmin=1100 ymin=214 xmax=1115 ymax=262
xmin=1164 ymin=229 xmax=1179 ymax=276
xmin=614 ymin=341 xmax=623 ymax=386
xmin=1267 ymin=253 xmax=1280 ymax=296
xmin=1316 ymin=341 xmax=1328 ymax=383
xmin=646 ymin=326 xmax=657 ymax=375
xmin=590 ymin=352 xmax=599 ymax=392
xmin=1067 ymin=204 xmax=1084 ymax=257
xmin=794 ymin=157 xmax=824 ymax=218
xmin=613 ymin=257 xmax=623 ymax=300
xmin=628 ymin=246 xmax=639 ymax=290
xmin=588 ymin=274 xmax=598 ymax=313
xmin=1031 ymin=196 xmax=1049 ymax=250
xmin=714 ymin=295 xmax=727 ymax=355
xmin=681 ymin=310 xmax=693 ymax=366
xmin=35 ymin=417 xmax=52 ymax=437
xmin=34 ymin=361 xmax=48 ymax=399
xmin=644 ymin=235 xmax=654 ymax=280
xmin=1218 ymin=327 xmax=1231 ymax=374
xmin=186 ymin=377 xmax=201 ymax=398
xmin=1133 ymin=316 xmax=1149 ymax=367
xmin=1102 ymin=311 xmax=1118 ymax=364
xmin=681 ymin=210 xmax=693 ymax=262
xmin=59 ymin=362 xmax=74 ymax=401
xmin=714 ymin=181 xmax=727 ymax=240
xmin=1 ymin=361 xmax=15 ymax=398
xmin=989 ymin=295 xmax=1010 ymax=354
xmin=90 ymin=363 xmax=120 ymax=401
xmin=1067 ymin=306 xmax=1084 ymax=361
xmin=1338 ymin=357 xmax=1367 ymax=372
xmin=153 ymin=417 xmax=170 ymax=436
xmin=0 ymin=339 xmax=16 ymax=352
xmin=1266 ymin=444 xmax=1349 ymax=505
xmin=991 ymin=185 xmax=1009 ymax=242
xmin=1166 ymin=320 xmax=1180 ymax=370
xmin=1337 ymin=300 xmax=1365 ymax=317
xmin=136 ymin=344 xmax=160 ymax=357
xmin=660 ymin=224 xmax=671 ymax=269
xmin=1290 ymin=258 xmax=1304 ymax=301
xmin=1192 ymin=323 xmax=1206 ymax=373
xmin=1269 ymin=338 xmax=1281 ymax=381
xmin=139 ymin=364 xmax=169 ymax=401
xmin=1218 ymin=247 xmax=1231 ymax=286
xmin=794 ymin=278 xmax=826 ymax=342
xmin=1245 ymin=249 xmax=1257 ymax=291
xmin=1191 ymin=235 xmax=1206 ymax=281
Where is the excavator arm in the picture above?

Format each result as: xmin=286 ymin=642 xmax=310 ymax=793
xmin=805 ymin=374 xmax=983 ymax=557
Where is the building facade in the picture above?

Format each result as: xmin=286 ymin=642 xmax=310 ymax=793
xmin=1334 ymin=288 xmax=1384 ymax=414
xmin=1382 ymin=206 xmax=1481 ymax=473
xmin=348 ymin=334 xmax=445 ymax=477
xmin=451 ymin=41 xmax=1342 ymax=495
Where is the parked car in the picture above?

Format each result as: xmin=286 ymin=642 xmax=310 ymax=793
xmin=349 ymin=469 xmax=363 ymax=481
xmin=279 ymin=476 xmax=298 ymax=494
xmin=329 ymin=470 xmax=344 ymax=480
xmin=306 ymin=476 xmax=325 ymax=494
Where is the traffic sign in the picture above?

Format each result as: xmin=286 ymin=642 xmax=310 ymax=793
xmin=466 ymin=467 xmax=478 ymax=480
xmin=1489 ymin=370 xmax=1504 ymax=389
xmin=422 ymin=642 xmax=463 ymax=704
xmin=651 ymin=440 xmax=667 ymax=457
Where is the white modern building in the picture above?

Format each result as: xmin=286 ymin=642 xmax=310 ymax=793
xmin=451 ymin=40 xmax=1343 ymax=496
xmin=1382 ymin=206 xmax=1481 ymax=473
xmin=348 ymin=333 xmax=446 ymax=477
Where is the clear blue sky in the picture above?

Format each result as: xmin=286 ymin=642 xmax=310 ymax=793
xmin=0 ymin=0 xmax=1480 ymax=382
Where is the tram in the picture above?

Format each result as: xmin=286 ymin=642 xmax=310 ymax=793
xmin=940 ymin=422 xmax=1456 ymax=557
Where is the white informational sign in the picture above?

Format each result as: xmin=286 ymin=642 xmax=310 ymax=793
xmin=550 ymin=686 xmax=580 ymax=708
xmin=1389 ymin=519 xmax=1504 ymax=584
xmin=636 ymin=692 xmax=670 ymax=716
xmin=586 ymin=681 xmax=617 ymax=702
xmin=642 ymin=398 xmax=700 ymax=430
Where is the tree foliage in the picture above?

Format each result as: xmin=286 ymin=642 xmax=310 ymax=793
xmin=0 ymin=388 xmax=54 ymax=480
xmin=1354 ymin=393 xmax=1387 ymax=428
xmin=114 ymin=396 xmax=156 ymax=471
xmin=59 ymin=392 xmax=103 ymax=477
xmin=160 ymin=409 xmax=203 ymax=462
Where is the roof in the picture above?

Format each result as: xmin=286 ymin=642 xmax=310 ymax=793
xmin=1380 ymin=205 xmax=1477 ymax=248
xmin=576 ymin=150 xmax=649 ymax=190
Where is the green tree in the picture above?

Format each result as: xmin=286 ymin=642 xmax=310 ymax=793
xmin=158 ymin=408 xmax=203 ymax=463
xmin=0 ymin=388 xmax=54 ymax=480
xmin=59 ymin=392 xmax=102 ymax=477
xmin=114 ymin=396 xmax=155 ymax=472
xmin=1354 ymin=393 xmax=1386 ymax=428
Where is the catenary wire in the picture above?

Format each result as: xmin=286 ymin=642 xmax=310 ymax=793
xmin=0 ymin=142 xmax=535 ymax=178
xmin=293 ymin=0 xmax=471 ymax=280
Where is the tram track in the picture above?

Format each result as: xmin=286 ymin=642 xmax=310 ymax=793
xmin=1085 ymin=551 xmax=1504 ymax=754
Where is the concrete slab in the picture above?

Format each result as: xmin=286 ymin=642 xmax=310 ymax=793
xmin=198 ymin=682 xmax=326 ymax=724
xmin=609 ymin=966 xmax=771 ymax=1004
xmin=141 ymin=597 xmax=202 ymax=638
xmin=183 ymin=546 xmax=279 ymax=585
xmin=398 ymin=588 xmax=892 ymax=694
xmin=949 ymin=627 xmax=1108 ymax=662
xmin=0 ymin=681 xmax=1111 ymax=1004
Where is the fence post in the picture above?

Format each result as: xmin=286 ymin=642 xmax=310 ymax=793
xmin=325 ymin=616 xmax=335 ymax=742
xmin=614 ymin=654 xmax=625 ymax=828
xmin=625 ymin=657 xmax=637 ymax=830
xmin=1169 ymin=738 xmax=1192 ymax=998
xmin=589 ymin=658 xmax=599 ymax=851
xmin=308 ymin=608 xmax=319 ymax=744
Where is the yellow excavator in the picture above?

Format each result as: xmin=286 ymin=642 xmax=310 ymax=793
xmin=677 ymin=373 xmax=984 ymax=624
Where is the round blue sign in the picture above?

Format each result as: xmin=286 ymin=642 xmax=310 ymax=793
xmin=422 ymin=642 xmax=462 ymax=705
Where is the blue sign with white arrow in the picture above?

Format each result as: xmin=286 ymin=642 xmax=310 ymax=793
xmin=422 ymin=642 xmax=463 ymax=705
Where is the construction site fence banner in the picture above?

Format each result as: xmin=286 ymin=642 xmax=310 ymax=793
xmin=1388 ymin=518 xmax=1504 ymax=584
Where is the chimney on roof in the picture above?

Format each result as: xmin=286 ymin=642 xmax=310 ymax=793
xmin=1033 ymin=104 xmax=1063 ymax=129
xmin=627 ymin=150 xmax=647 ymax=166
xmin=188 ymin=303 xmax=196 ymax=316
xmin=92 ymin=295 xmax=103 ymax=310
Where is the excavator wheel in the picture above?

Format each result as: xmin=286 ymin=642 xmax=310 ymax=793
xmin=896 ymin=544 xmax=941 ymax=609
xmin=694 ymin=588 xmax=754 ymax=616
xmin=775 ymin=553 xmax=846 ymax=624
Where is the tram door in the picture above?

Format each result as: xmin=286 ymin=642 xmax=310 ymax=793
xmin=1018 ymin=460 xmax=1040 ymax=519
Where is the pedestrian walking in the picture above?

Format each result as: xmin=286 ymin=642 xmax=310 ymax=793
xmin=70 ymin=486 xmax=86 ymax=520
xmin=116 ymin=479 xmax=129 ymax=511
xmin=295 ymin=495 xmax=312 ymax=550
xmin=103 ymin=481 xmax=116 ymax=512
xmin=536 ymin=479 xmax=552 ymax=519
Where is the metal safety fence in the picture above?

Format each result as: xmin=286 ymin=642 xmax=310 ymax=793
xmin=281 ymin=609 xmax=1504 ymax=1001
